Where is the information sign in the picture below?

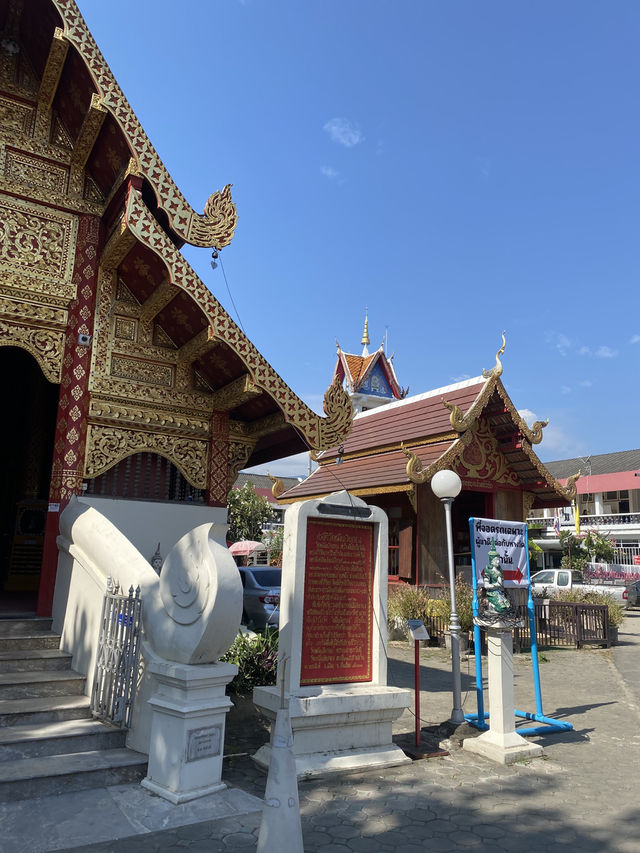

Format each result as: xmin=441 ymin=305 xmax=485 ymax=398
xmin=407 ymin=619 xmax=429 ymax=641
xmin=471 ymin=518 xmax=530 ymax=588
xmin=300 ymin=517 xmax=374 ymax=685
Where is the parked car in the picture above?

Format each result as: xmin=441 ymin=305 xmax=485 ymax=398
xmin=530 ymin=569 xmax=630 ymax=607
xmin=237 ymin=566 xmax=281 ymax=629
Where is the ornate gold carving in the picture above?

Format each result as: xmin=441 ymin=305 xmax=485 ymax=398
xmin=139 ymin=278 xmax=176 ymax=322
xmin=88 ymin=398 xmax=209 ymax=435
xmin=482 ymin=331 xmax=506 ymax=379
xmin=123 ymin=188 xmax=353 ymax=450
xmin=401 ymin=443 xmax=429 ymax=485
xmin=228 ymin=440 xmax=255 ymax=487
xmin=0 ymin=95 xmax=34 ymax=135
xmin=45 ymin=1 xmax=235 ymax=247
xmin=35 ymin=28 xmax=69 ymax=140
xmin=100 ymin=215 xmax=136 ymax=270
xmin=110 ymin=354 xmax=173 ymax=388
xmin=51 ymin=114 xmax=73 ymax=150
xmin=69 ymin=93 xmax=106 ymax=195
xmin=0 ymin=320 xmax=64 ymax=382
xmin=0 ymin=296 xmax=67 ymax=325
xmin=192 ymin=184 xmax=237 ymax=249
xmin=85 ymin=424 xmax=208 ymax=488
xmin=0 ymin=176 xmax=101 ymax=216
xmin=210 ymin=374 xmax=261 ymax=410
xmin=267 ymin=472 xmax=285 ymax=499
xmin=309 ymin=449 xmax=320 ymax=463
xmin=406 ymin=485 xmax=418 ymax=514
xmin=522 ymin=491 xmax=536 ymax=522
xmin=519 ymin=416 xmax=548 ymax=445
xmin=442 ymin=398 xmax=470 ymax=432
xmin=114 ymin=317 xmax=136 ymax=341
xmin=458 ymin=417 xmax=519 ymax=487
xmin=0 ymin=194 xmax=78 ymax=300
xmin=563 ymin=470 xmax=581 ymax=501
xmin=315 ymin=377 xmax=353 ymax=450
xmin=177 ymin=327 xmax=215 ymax=363
xmin=5 ymin=149 xmax=68 ymax=193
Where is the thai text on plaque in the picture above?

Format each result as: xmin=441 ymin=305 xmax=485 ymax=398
xmin=300 ymin=517 xmax=374 ymax=686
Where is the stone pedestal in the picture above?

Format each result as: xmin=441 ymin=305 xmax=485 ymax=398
xmin=141 ymin=659 xmax=237 ymax=803
xmin=463 ymin=627 xmax=543 ymax=765
xmin=253 ymin=492 xmax=411 ymax=778
xmin=253 ymin=683 xmax=410 ymax=778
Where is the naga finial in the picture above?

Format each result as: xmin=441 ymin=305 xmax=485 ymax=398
xmin=521 ymin=417 xmax=549 ymax=445
xmin=563 ymin=470 xmax=582 ymax=501
xmin=401 ymin=443 xmax=429 ymax=484
xmin=442 ymin=398 xmax=469 ymax=432
xmin=482 ymin=331 xmax=506 ymax=379
xmin=267 ymin=472 xmax=285 ymax=499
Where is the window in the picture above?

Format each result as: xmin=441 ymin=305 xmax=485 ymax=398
xmin=557 ymin=571 xmax=570 ymax=587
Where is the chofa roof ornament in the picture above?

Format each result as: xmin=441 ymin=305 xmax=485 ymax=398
xmin=482 ymin=331 xmax=506 ymax=379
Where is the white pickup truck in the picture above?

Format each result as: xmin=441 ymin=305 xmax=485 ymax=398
xmin=530 ymin=569 xmax=630 ymax=607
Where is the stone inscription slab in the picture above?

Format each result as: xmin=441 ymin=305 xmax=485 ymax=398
xmin=300 ymin=517 xmax=374 ymax=686
xmin=186 ymin=724 xmax=222 ymax=762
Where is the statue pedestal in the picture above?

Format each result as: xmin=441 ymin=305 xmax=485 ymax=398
xmin=141 ymin=660 xmax=237 ymax=803
xmin=463 ymin=626 xmax=543 ymax=765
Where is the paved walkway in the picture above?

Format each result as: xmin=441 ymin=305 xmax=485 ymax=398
xmin=5 ymin=611 xmax=640 ymax=853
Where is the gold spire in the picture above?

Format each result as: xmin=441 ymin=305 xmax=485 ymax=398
xmin=361 ymin=309 xmax=370 ymax=356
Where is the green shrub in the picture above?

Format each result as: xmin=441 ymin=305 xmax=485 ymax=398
xmin=442 ymin=575 xmax=474 ymax=632
xmin=221 ymin=628 xmax=279 ymax=695
xmin=387 ymin=584 xmax=431 ymax=624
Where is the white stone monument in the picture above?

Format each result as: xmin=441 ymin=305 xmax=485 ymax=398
xmin=253 ymin=491 xmax=411 ymax=778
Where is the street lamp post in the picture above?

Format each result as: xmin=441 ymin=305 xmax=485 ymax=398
xmin=431 ymin=469 xmax=465 ymax=725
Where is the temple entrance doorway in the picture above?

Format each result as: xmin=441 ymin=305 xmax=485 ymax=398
xmin=0 ymin=347 xmax=59 ymax=613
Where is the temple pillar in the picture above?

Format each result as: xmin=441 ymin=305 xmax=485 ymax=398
xmin=37 ymin=215 xmax=101 ymax=616
xmin=206 ymin=412 xmax=230 ymax=509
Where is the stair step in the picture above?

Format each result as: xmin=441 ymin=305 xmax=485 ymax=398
xmin=0 ymin=618 xmax=52 ymax=636
xmin=0 ymin=633 xmax=60 ymax=652
xmin=0 ymin=670 xmax=85 ymax=700
xmin=0 ymin=748 xmax=147 ymax=802
xmin=0 ymin=695 xmax=91 ymax=727
xmin=0 ymin=718 xmax=126 ymax=761
xmin=0 ymin=649 xmax=73 ymax=673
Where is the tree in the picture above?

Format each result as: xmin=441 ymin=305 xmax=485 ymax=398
xmin=226 ymin=483 xmax=275 ymax=543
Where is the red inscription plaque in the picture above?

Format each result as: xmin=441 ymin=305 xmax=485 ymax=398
xmin=300 ymin=517 xmax=374 ymax=686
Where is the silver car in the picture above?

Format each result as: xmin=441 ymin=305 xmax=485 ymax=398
xmin=237 ymin=566 xmax=281 ymax=630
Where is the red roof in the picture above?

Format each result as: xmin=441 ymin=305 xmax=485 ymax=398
xmin=281 ymin=375 xmax=569 ymax=508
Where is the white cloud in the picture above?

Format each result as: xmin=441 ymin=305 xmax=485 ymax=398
xmin=578 ymin=346 xmax=591 ymax=356
xmin=545 ymin=332 xmax=571 ymax=356
xmin=631 ymin=335 xmax=640 ymax=344
xmin=320 ymin=165 xmax=340 ymax=180
xmin=518 ymin=408 xmax=537 ymax=426
xmin=578 ymin=379 xmax=592 ymax=387
xmin=323 ymin=117 xmax=364 ymax=148
xmin=451 ymin=374 xmax=470 ymax=382
xmin=595 ymin=345 xmax=618 ymax=358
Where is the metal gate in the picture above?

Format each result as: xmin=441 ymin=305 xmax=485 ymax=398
xmin=91 ymin=579 xmax=142 ymax=729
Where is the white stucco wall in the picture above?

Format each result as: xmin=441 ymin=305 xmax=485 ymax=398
xmin=78 ymin=496 xmax=227 ymax=562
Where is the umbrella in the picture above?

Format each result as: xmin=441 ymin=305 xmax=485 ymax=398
xmin=229 ymin=540 xmax=266 ymax=556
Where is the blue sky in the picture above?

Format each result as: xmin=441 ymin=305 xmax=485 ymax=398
xmin=79 ymin=0 xmax=640 ymax=475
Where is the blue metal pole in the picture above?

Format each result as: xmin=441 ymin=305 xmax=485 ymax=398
xmin=525 ymin=526 xmax=544 ymax=715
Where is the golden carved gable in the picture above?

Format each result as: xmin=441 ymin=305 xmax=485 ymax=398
xmin=457 ymin=416 xmax=519 ymax=487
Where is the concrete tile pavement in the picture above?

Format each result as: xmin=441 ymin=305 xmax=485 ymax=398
xmin=7 ymin=611 xmax=640 ymax=853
